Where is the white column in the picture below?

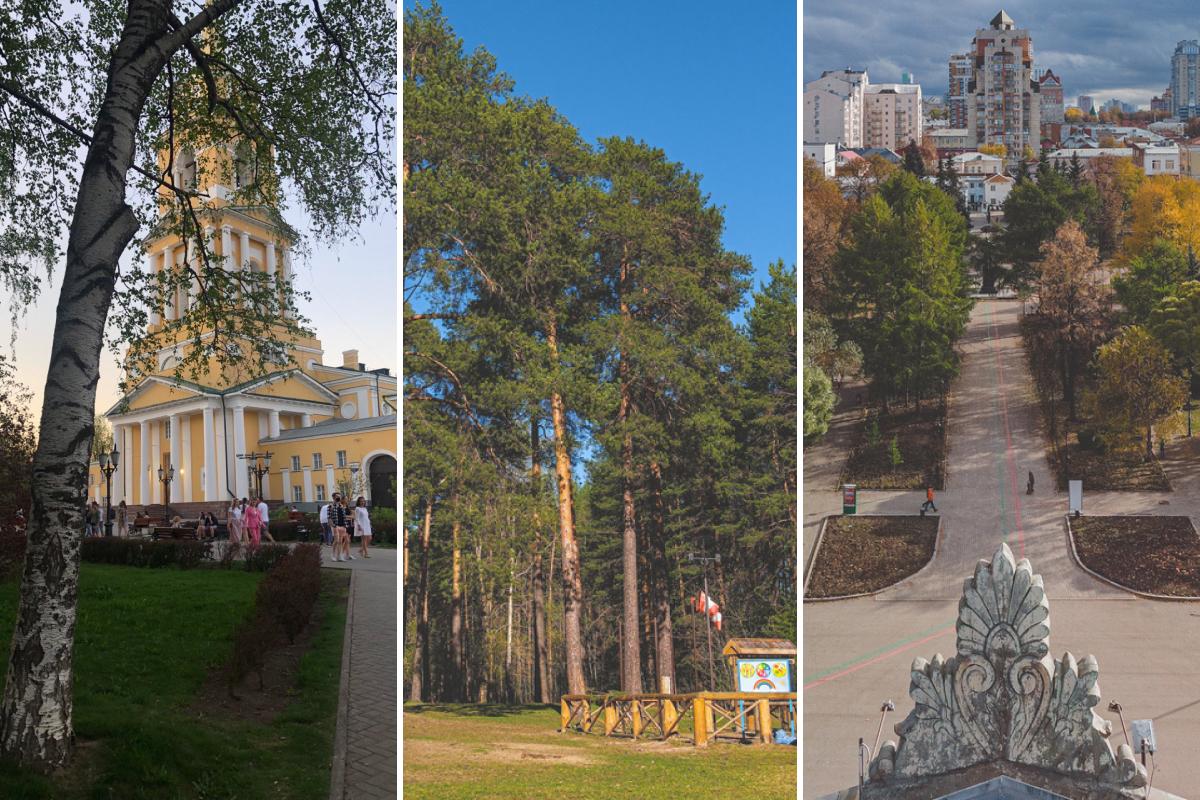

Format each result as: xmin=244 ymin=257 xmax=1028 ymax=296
xmin=177 ymin=246 xmax=188 ymax=318
xmin=139 ymin=420 xmax=150 ymax=505
xmin=150 ymin=421 xmax=162 ymax=503
xmin=203 ymin=407 xmax=216 ymax=501
xmin=239 ymin=231 xmax=251 ymax=272
xmin=282 ymin=469 xmax=292 ymax=503
xmin=325 ymin=465 xmax=335 ymax=498
xmin=233 ymin=405 xmax=249 ymax=499
xmin=215 ymin=410 xmax=228 ymax=500
xmin=169 ymin=414 xmax=182 ymax=502
xmin=269 ymin=410 xmax=281 ymax=439
xmin=258 ymin=412 xmax=268 ymax=441
xmin=120 ymin=425 xmax=132 ymax=501
xmin=301 ymin=413 xmax=312 ymax=428
xmin=180 ymin=413 xmax=192 ymax=502
xmin=109 ymin=425 xmax=123 ymax=504
xmin=302 ymin=467 xmax=314 ymax=502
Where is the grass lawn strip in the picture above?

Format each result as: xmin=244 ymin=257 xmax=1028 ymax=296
xmin=805 ymin=515 xmax=939 ymax=599
xmin=1070 ymin=516 xmax=1200 ymax=597
xmin=841 ymin=401 xmax=947 ymax=490
xmin=402 ymin=704 xmax=796 ymax=800
xmin=0 ymin=564 xmax=349 ymax=799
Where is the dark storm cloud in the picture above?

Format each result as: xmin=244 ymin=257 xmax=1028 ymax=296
xmin=804 ymin=0 xmax=1200 ymax=107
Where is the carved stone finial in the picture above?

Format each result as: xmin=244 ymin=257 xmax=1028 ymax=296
xmin=870 ymin=543 xmax=1147 ymax=791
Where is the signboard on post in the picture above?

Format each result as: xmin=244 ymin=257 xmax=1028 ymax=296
xmin=842 ymin=484 xmax=857 ymax=515
xmin=736 ymin=659 xmax=791 ymax=693
xmin=1069 ymin=480 xmax=1082 ymax=517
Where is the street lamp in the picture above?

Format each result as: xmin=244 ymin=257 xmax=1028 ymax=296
xmin=157 ymin=464 xmax=174 ymax=522
xmin=98 ymin=448 xmax=120 ymax=537
xmin=349 ymin=462 xmax=360 ymax=501
xmin=238 ymin=451 xmax=273 ymax=499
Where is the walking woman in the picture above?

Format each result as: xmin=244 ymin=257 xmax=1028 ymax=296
xmin=354 ymin=496 xmax=372 ymax=558
xmin=227 ymin=498 xmax=243 ymax=548
xmin=115 ymin=500 xmax=129 ymax=538
xmin=330 ymin=493 xmax=349 ymax=562
xmin=243 ymin=497 xmax=262 ymax=550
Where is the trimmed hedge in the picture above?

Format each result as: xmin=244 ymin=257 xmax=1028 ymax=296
xmin=0 ymin=530 xmax=24 ymax=577
xmin=80 ymin=538 xmax=211 ymax=569
xmin=228 ymin=543 xmax=323 ymax=697
xmin=243 ymin=543 xmax=290 ymax=573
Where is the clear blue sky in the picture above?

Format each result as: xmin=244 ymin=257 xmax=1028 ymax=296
xmin=411 ymin=0 xmax=798 ymax=303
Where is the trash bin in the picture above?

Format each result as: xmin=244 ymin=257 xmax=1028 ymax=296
xmin=842 ymin=484 xmax=857 ymax=515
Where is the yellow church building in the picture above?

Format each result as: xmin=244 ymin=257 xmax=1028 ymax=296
xmin=88 ymin=137 xmax=396 ymax=513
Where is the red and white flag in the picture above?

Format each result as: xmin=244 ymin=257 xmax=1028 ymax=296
xmin=693 ymin=591 xmax=722 ymax=631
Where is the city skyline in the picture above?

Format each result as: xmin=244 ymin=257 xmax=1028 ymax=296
xmin=804 ymin=1 xmax=1200 ymax=110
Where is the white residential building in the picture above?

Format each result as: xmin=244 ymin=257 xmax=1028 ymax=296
xmin=863 ymin=83 xmax=923 ymax=151
xmin=950 ymin=151 xmax=1004 ymax=176
xmin=984 ymin=173 xmax=1015 ymax=208
xmin=803 ymin=142 xmax=837 ymax=177
xmin=1132 ymin=142 xmax=1182 ymax=176
xmin=803 ymin=69 xmax=868 ymax=148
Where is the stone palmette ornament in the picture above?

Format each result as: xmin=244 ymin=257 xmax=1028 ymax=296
xmin=868 ymin=543 xmax=1147 ymax=790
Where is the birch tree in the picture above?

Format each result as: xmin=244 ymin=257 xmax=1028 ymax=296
xmin=0 ymin=0 xmax=393 ymax=768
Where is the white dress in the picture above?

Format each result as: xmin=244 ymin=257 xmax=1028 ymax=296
xmin=354 ymin=506 xmax=372 ymax=537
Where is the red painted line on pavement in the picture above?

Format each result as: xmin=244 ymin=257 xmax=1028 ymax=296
xmin=988 ymin=304 xmax=1026 ymax=559
xmin=803 ymin=625 xmax=955 ymax=691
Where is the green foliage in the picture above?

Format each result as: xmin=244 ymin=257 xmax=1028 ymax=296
xmin=803 ymin=367 xmax=834 ymax=443
xmin=0 ymin=359 xmax=35 ymax=522
xmin=889 ymin=435 xmax=903 ymax=470
xmin=832 ymin=171 xmax=973 ymax=404
xmin=1001 ymin=168 xmax=1100 ymax=289
xmin=1150 ymin=280 xmax=1200 ymax=375
xmin=866 ymin=414 xmax=881 ymax=446
xmin=1114 ymin=239 xmax=1191 ymax=323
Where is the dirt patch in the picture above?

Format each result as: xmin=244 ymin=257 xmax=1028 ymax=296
xmin=190 ymin=569 xmax=349 ymax=724
xmin=1071 ymin=516 xmax=1200 ymax=597
xmin=405 ymin=737 xmax=597 ymax=767
xmin=841 ymin=401 xmax=947 ymax=490
xmin=1051 ymin=440 xmax=1170 ymax=492
xmin=805 ymin=515 xmax=938 ymax=599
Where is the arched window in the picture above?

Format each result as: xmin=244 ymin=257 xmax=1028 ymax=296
xmin=233 ymin=140 xmax=256 ymax=190
xmin=176 ymin=148 xmax=197 ymax=190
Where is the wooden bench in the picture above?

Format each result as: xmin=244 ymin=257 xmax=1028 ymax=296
xmin=151 ymin=526 xmax=199 ymax=541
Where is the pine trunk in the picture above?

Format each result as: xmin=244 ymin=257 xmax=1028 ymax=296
xmin=409 ymin=497 xmax=433 ymax=702
xmin=449 ymin=515 xmax=464 ymax=702
xmin=648 ymin=461 xmax=676 ymax=691
xmin=529 ymin=419 xmax=552 ymax=704
xmin=0 ymin=0 xmax=187 ymax=770
xmin=619 ymin=403 xmax=642 ymax=693
xmin=546 ymin=316 xmax=586 ymax=694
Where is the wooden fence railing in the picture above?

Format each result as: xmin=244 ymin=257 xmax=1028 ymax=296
xmin=559 ymin=692 xmax=797 ymax=747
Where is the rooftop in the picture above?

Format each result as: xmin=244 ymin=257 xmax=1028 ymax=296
xmin=261 ymin=413 xmax=396 ymax=443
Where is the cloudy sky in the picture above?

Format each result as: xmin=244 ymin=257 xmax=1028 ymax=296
xmin=804 ymin=1 xmax=1200 ymax=109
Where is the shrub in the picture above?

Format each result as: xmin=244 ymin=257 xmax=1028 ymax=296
xmin=267 ymin=520 xmax=300 ymax=541
xmin=243 ymin=543 xmax=289 ymax=573
xmin=369 ymin=507 xmax=396 ymax=545
xmin=258 ymin=544 xmax=322 ymax=643
xmin=227 ymin=610 xmax=279 ymax=697
xmin=80 ymin=538 xmax=212 ymax=568
xmin=177 ymin=541 xmax=211 ymax=569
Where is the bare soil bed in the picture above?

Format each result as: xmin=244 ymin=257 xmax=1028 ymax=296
xmin=805 ymin=515 xmax=939 ymax=599
xmin=1071 ymin=515 xmax=1200 ymax=596
xmin=841 ymin=401 xmax=947 ymax=490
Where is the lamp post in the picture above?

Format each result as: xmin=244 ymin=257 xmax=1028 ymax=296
xmin=238 ymin=451 xmax=273 ymax=500
xmin=157 ymin=464 xmax=174 ymax=522
xmin=98 ymin=448 xmax=120 ymax=537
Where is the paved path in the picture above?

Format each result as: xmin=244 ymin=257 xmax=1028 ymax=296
xmin=327 ymin=548 xmax=398 ymax=800
xmin=803 ymin=300 xmax=1200 ymax=797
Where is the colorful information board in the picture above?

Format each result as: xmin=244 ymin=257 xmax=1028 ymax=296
xmin=736 ymin=658 xmax=791 ymax=693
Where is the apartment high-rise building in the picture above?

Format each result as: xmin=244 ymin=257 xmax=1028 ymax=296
xmin=1171 ymin=40 xmax=1200 ymax=119
xmin=803 ymin=68 xmax=868 ymax=147
xmin=863 ymin=83 xmax=923 ymax=151
xmin=947 ymin=53 xmax=972 ymax=129
xmin=1078 ymin=95 xmax=1096 ymax=115
xmin=965 ymin=11 xmax=1042 ymax=165
xmin=1037 ymin=69 xmax=1064 ymax=124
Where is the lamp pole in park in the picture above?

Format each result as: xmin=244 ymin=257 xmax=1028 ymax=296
xmin=238 ymin=451 xmax=273 ymax=500
xmin=688 ymin=552 xmax=721 ymax=691
xmin=157 ymin=464 xmax=174 ymax=523
xmin=98 ymin=448 xmax=119 ymax=537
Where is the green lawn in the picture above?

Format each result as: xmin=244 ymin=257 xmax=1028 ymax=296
xmin=403 ymin=704 xmax=797 ymax=800
xmin=0 ymin=564 xmax=349 ymax=799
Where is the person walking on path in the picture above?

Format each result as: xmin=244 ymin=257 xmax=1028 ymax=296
xmin=84 ymin=502 xmax=101 ymax=537
xmin=227 ymin=499 xmax=243 ymax=548
xmin=330 ymin=493 xmax=353 ymax=562
xmin=1027 ymin=470 xmax=1035 ymax=495
xmin=319 ymin=500 xmax=332 ymax=546
xmin=256 ymin=496 xmax=276 ymax=543
xmin=243 ymin=498 xmax=262 ymax=551
xmin=115 ymin=501 xmax=129 ymax=537
xmin=921 ymin=486 xmax=938 ymax=514
xmin=354 ymin=496 xmax=372 ymax=558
